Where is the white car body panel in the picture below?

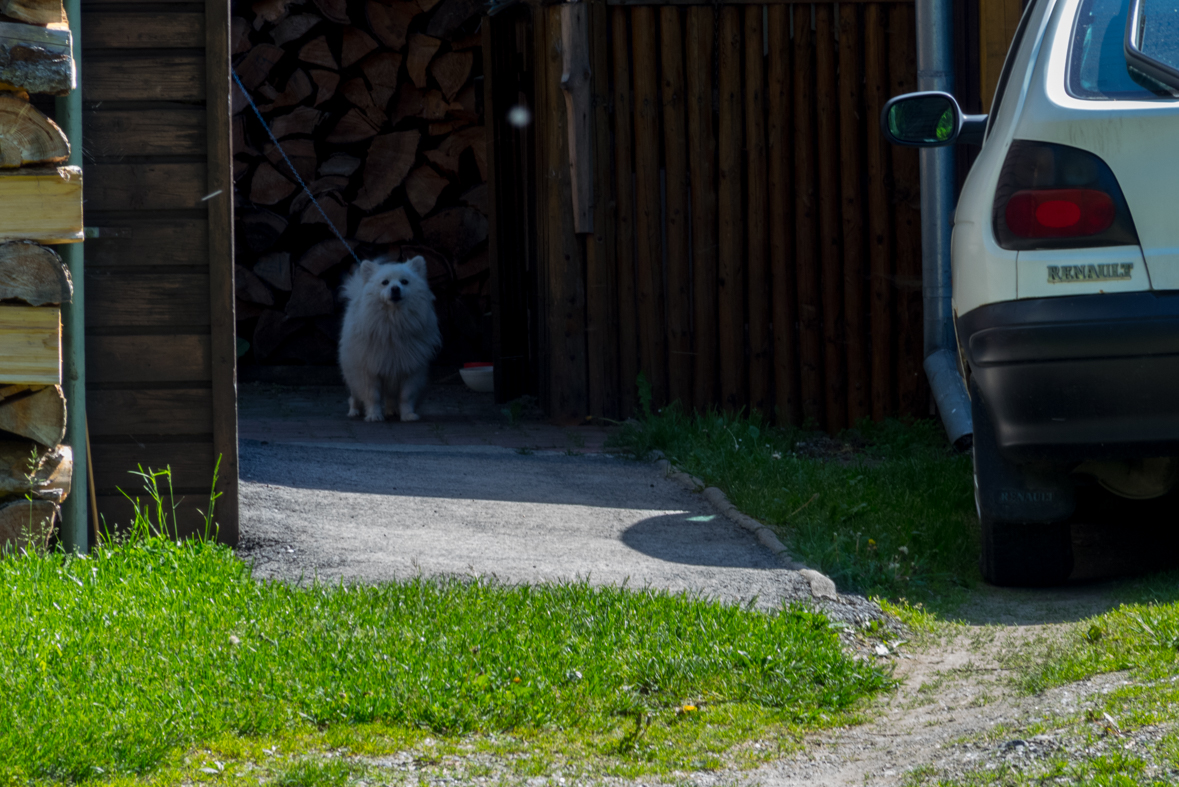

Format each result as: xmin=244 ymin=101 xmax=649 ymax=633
xmin=1016 ymin=245 xmax=1149 ymax=298
xmin=1022 ymin=0 xmax=1179 ymax=289
xmin=952 ymin=0 xmax=1056 ymax=316
xmin=953 ymin=0 xmax=1179 ymax=314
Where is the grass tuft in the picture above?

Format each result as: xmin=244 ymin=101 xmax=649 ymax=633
xmin=1019 ymin=592 xmax=1179 ymax=695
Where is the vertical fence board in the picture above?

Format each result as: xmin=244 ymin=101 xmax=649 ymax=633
xmin=838 ymin=3 xmax=869 ymax=425
xmin=793 ymin=3 xmax=823 ymax=425
xmin=543 ymin=4 xmax=588 ymax=419
xmin=533 ymin=6 xmax=552 ymax=410
xmin=489 ymin=12 xmax=539 ymax=403
xmin=767 ymin=3 xmax=798 ymax=425
xmin=745 ymin=4 xmax=771 ymax=415
xmin=717 ymin=5 xmax=745 ymax=411
xmin=864 ymin=3 xmax=894 ymax=420
xmin=631 ymin=6 xmax=668 ymax=404
xmin=207 ymin=0 xmax=238 ymax=541
xmin=612 ymin=7 xmax=639 ymax=414
xmin=814 ymin=4 xmax=845 ymax=432
xmin=889 ymin=2 xmax=925 ymax=418
xmin=661 ymin=6 xmax=693 ymax=408
xmin=686 ymin=6 xmax=718 ymax=410
xmin=485 ymin=19 xmax=503 ymax=400
xmin=586 ymin=0 xmax=620 ymax=417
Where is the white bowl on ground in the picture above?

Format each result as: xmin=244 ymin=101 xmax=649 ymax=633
xmin=460 ymin=364 xmax=494 ymax=393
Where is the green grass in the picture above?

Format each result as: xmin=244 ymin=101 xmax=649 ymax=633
xmin=0 ymin=494 xmax=890 ymax=784
xmin=607 ymin=392 xmax=977 ymax=605
xmin=1019 ymin=579 xmax=1179 ymax=695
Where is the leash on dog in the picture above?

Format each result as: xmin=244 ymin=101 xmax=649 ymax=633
xmin=232 ymin=69 xmax=365 ymax=268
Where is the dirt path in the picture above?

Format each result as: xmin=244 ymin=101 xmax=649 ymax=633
xmin=744 ymin=591 xmax=1121 ymax=786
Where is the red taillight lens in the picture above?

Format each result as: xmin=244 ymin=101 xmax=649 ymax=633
xmin=993 ymin=141 xmax=1137 ymax=250
xmin=1004 ymin=189 xmax=1116 ymax=239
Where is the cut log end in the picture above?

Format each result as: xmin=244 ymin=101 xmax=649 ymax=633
xmin=0 ymin=241 xmax=71 ymax=305
xmin=0 ymin=497 xmax=58 ymax=555
xmin=0 ymin=93 xmax=69 ymax=167
xmin=0 ymin=440 xmax=71 ymax=502
xmin=0 ymin=384 xmax=65 ymax=447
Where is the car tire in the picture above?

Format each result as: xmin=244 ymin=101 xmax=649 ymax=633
xmin=978 ymin=514 xmax=1073 ymax=587
xmin=971 ymin=379 xmax=1074 ymax=587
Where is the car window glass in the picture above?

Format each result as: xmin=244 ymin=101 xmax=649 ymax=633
xmin=1068 ymin=0 xmax=1170 ymax=98
xmin=988 ymin=0 xmax=1038 ymax=138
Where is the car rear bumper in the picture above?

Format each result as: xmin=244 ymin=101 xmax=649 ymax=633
xmin=958 ymin=291 xmax=1179 ymax=462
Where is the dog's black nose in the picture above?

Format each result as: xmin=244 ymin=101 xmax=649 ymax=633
xmin=390 ymin=285 xmax=402 ymax=301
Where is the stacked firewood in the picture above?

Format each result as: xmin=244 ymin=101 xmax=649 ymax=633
xmin=0 ymin=0 xmax=81 ymax=552
xmin=231 ymin=0 xmax=491 ymax=368
xmin=0 ymin=244 xmax=74 ymax=553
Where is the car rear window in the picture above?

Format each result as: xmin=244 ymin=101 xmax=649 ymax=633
xmin=1068 ymin=0 xmax=1166 ymax=98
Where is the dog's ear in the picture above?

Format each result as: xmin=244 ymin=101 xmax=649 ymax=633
xmin=407 ymin=255 xmax=428 ymax=279
xmin=357 ymin=259 xmax=378 ymax=282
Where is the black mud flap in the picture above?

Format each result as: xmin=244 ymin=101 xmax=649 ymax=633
xmin=971 ymin=379 xmax=1076 ymax=524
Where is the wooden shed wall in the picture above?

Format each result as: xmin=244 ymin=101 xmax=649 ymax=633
xmin=81 ymin=0 xmax=238 ymax=541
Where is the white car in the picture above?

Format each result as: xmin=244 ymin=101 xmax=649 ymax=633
xmin=883 ymin=0 xmax=1179 ymax=586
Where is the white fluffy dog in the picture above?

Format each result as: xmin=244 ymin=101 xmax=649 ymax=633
xmin=338 ymin=256 xmax=441 ymax=422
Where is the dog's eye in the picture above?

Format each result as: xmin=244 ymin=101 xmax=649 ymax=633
xmin=381 ymin=280 xmax=389 ymax=285
xmin=400 ymin=278 xmax=409 ymax=285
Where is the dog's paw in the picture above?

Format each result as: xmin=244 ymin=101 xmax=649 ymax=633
xmin=364 ymin=412 xmax=386 ymax=422
xmin=400 ymin=412 xmax=421 ymax=422
xmin=347 ymin=407 xmax=361 ymax=418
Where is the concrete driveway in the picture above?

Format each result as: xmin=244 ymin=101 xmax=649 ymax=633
xmin=236 ymin=382 xmax=880 ymax=621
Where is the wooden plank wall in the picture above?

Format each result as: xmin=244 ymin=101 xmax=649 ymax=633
xmin=978 ymin=0 xmax=1024 ymax=111
xmin=553 ymin=0 xmax=926 ymax=431
xmin=81 ymin=0 xmax=238 ymax=540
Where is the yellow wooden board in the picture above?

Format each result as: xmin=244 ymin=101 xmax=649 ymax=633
xmin=0 ymin=166 xmax=82 ymax=244
xmin=980 ymin=0 xmax=1025 ymax=112
xmin=0 ymin=304 xmax=60 ymax=384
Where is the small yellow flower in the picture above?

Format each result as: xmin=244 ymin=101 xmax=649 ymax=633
xmin=868 ymin=539 xmax=877 ymax=548
xmin=681 ymin=704 xmax=697 ymax=713
xmin=512 ymin=676 xmax=521 ymax=683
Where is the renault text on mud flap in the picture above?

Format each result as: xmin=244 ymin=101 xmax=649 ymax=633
xmin=1046 ymin=263 xmax=1133 ymax=283
xmin=998 ymin=490 xmax=1058 ymax=503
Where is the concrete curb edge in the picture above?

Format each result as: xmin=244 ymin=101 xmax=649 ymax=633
xmin=651 ymin=453 xmax=840 ymax=602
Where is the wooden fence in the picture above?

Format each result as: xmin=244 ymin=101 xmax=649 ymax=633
xmin=486 ymin=0 xmax=928 ymax=431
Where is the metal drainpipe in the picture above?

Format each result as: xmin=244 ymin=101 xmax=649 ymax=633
xmin=57 ymin=0 xmax=87 ymax=552
xmin=915 ymin=0 xmax=973 ymax=449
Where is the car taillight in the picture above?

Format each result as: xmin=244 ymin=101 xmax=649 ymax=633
xmin=993 ymin=141 xmax=1138 ymax=250
xmin=1005 ymin=189 xmax=1115 ymax=238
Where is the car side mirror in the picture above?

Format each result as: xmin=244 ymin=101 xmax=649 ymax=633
xmin=1124 ymin=0 xmax=1179 ymax=93
xmin=880 ymin=91 xmax=987 ymax=147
